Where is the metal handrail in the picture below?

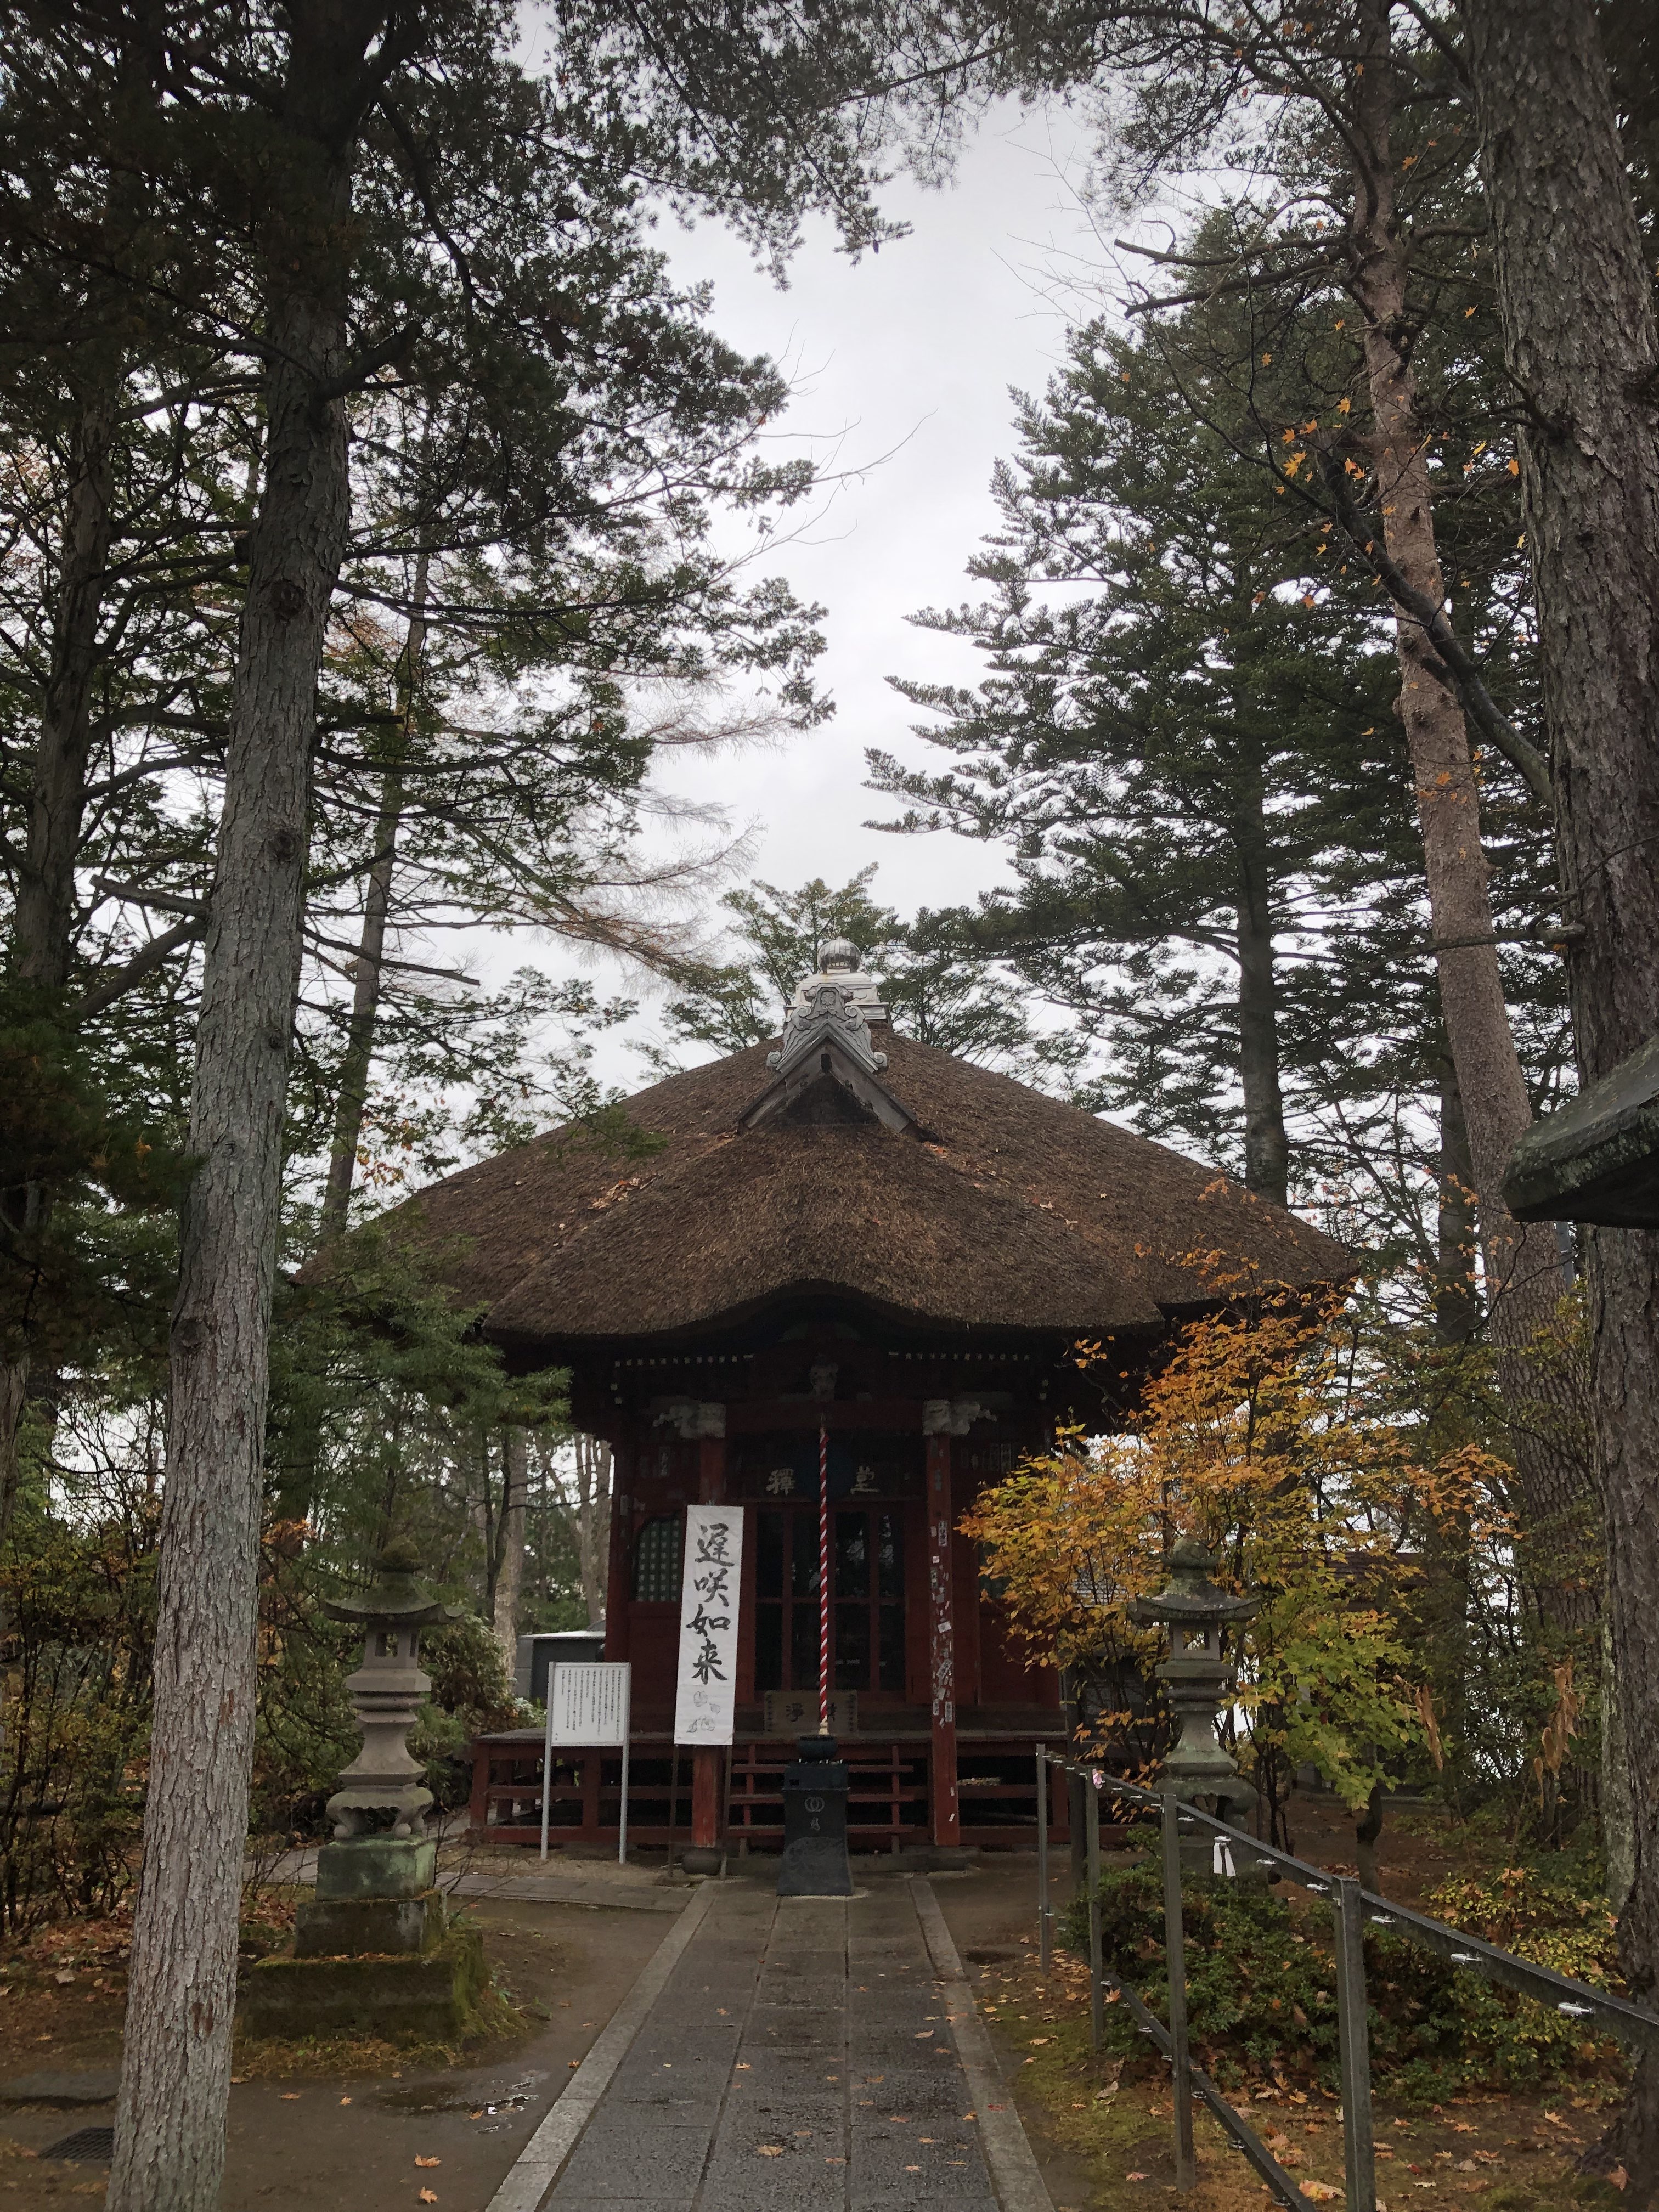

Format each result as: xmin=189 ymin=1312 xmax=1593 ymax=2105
xmin=1035 ymin=1747 xmax=1654 ymax=2211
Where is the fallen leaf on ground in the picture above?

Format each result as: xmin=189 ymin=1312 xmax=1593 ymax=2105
xmin=415 ymin=2157 xmax=440 ymax=2168
xmin=756 ymin=2145 xmax=783 ymax=2157
xmin=280 ymin=2093 xmax=300 ymax=2101
xmin=1611 ymin=2169 xmax=1629 ymax=2193
xmin=1125 ymin=2174 xmax=1148 ymax=2184
xmin=419 ymin=2192 xmax=438 ymax=2205
xmin=339 ymin=2097 xmax=351 ymax=2107
xmin=1028 ymin=2037 xmax=1049 ymax=2046
xmin=1299 ymin=2185 xmax=1340 ymax=2203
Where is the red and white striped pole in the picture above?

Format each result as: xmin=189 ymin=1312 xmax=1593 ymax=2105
xmin=818 ymin=1423 xmax=831 ymax=1735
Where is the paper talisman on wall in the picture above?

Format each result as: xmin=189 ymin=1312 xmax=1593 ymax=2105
xmin=673 ymin=1505 xmax=745 ymax=1745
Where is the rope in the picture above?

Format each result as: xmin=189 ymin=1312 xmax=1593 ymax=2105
xmin=819 ymin=1422 xmax=831 ymax=1734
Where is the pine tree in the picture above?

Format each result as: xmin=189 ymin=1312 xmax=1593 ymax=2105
xmin=873 ymin=304 xmax=1425 ymax=1209
xmin=650 ymin=867 xmax=1039 ymax=1069
xmin=1455 ymin=0 xmax=1659 ymax=2178
xmin=0 ymin=9 xmax=1000 ymax=2198
xmin=960 ymin=0 xmax=1594 ymax=1651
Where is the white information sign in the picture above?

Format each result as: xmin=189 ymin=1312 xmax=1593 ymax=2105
xmin=540 ymin=1661 xmax=632 ymax=1864
xmin=673 ymin=1505 xmax=745 ymax=1746
xmin=546 ymin=1662 xmax=631 ymax=1748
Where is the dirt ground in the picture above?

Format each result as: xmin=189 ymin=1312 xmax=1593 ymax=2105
xmin=0 ymin=1894 xmax=672 ymax=2209
xmin=0 ymin=1823 xmax=1636 ymax=2210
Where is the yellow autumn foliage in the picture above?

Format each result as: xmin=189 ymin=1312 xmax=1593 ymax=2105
xmin=962 ymin=1286 xmax=1510 ymax=1810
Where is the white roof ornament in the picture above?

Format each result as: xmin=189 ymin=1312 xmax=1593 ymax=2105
xmin=789 ymin=937 xmax=888 ymax=1026
xmin=768 ymin=975 xmax=888 ymax=1080
xmin=741 ymin=945 xmax=913 ymax=1135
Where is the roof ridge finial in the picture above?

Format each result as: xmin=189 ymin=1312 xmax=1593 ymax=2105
xmin=788 ymin=939 xmax=888 ymax=1027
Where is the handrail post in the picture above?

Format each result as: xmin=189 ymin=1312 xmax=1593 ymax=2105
xmin=1085 ymin=1768 xmax=1104 ymax=2052
xmin=1334 ymin=1876 xmax=1376 ymax=2212
xmin=1161 ymin=1787 xmax=1197 ymax=2190
xmin=1036 ymin=1746 xmax=1051 ymax=1971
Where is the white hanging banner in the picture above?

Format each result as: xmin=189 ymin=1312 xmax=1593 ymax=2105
xmin=673 ymin=1505 xmax=745 ymax=1746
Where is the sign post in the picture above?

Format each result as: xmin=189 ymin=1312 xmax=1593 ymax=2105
xmin=540 ymin=1661 xmax=633 ymax=1865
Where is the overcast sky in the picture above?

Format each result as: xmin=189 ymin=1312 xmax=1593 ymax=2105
xmin=644 ymin=104 xmax=1105 ymax=920
xmin=458 ymin=103 xmax=1138 ymax=1085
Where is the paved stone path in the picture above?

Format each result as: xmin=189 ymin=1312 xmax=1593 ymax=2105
xmin=544 ymin=1881 xmax=1002 ymax=2212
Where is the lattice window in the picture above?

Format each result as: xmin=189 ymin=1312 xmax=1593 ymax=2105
xmin=632 ymin=1515 xmax=682 ymax=1602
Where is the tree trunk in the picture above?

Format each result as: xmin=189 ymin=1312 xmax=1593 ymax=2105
xmin=318 ymin=551 xmax=428 ymax=1244
xmin=16 ymin=399 xmax=114 ymax=990
xmin=1458 ymin=0 xmax=1659 ymax=2183
xmin=1347 ymin=0 xmax=1595 ymax=1644
xmin=1434 ymin=1054 xmax=1480 ymax=1345
xmin=493 ymin=1429 xmax=529 ymax=1675
xmin=1354 ymin=1779 xmax=1385 ymax=1893
xmin=106 ymin=24 xmax=362 ymax=2206
xmin=574 ymin=1433 xmax=613 ymax=1626
xmin=1 ymin=397 xmax=118 ymax=1543
xmin=1233 ymin=777 xmax=1290 ymax=1209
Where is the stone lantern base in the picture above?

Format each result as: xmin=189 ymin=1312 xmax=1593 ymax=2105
xmin=240 ymin=1922 xmax=486 ymax=2044
xmin=241 ymin=1837 xmax=486 ymax=2045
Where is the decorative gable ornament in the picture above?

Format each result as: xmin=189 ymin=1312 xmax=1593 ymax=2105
xmin=768 ymin=979 xmax=888 ymax=1080
xmin=741 ymin=966 xmax=916 ymax=1136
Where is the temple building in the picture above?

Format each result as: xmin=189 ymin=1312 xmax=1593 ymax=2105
xmin=380 ymin=941 xmax=1342 ymax=1859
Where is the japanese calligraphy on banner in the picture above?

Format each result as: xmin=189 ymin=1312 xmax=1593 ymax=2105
xmin=673 ymin=1505 xmax=744 ymax=1745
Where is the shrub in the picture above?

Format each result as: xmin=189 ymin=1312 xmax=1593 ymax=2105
xmin=1061 ymin=1857 xmax=1624 ymax=2101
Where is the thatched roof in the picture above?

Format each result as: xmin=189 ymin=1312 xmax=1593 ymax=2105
xmin=358 ymin=1026 xmax=1346 ymax=1352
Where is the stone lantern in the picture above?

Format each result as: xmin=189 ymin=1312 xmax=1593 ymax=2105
xmin=322 ymin=1534 xmax=456 ymax=1859
xmin=1127 ymin=1536 xmax=1260 ymax=1850
xmin=241 ymin=1539 xmax=486 ymax=2042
